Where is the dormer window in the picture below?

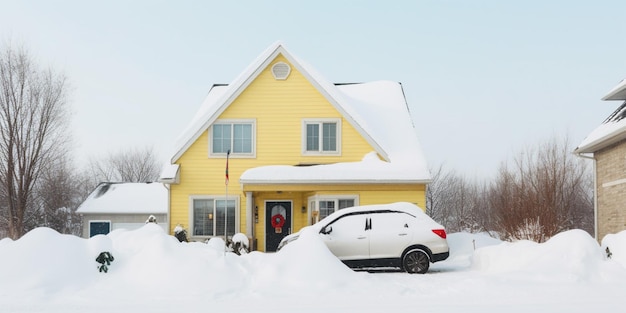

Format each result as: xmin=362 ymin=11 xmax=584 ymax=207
xmin=302 ymin=118 xmax=341 ymax=156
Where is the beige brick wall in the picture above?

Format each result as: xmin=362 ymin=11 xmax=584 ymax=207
xmin=595 ymin=139 xmax=626 ymax=241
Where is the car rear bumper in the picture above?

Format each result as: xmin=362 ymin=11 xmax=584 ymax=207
xmin=431 ymin=251 xmax=449 ymax=263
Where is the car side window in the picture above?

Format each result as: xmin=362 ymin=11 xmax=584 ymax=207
xmin=370 ymin=212 xmax=410 ymax=231
xmin=325 ymin=213 xmax=367 ymax=236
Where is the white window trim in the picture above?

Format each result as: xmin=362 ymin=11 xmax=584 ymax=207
xmin=301 ymin=118 xmax=342 ymax=156
xmin=209 ymin=119 xmax=256 ymax=158
xmin=189 ymin=195 xmax=240 ymax=239
xmin=307 ymin=194 xmax=358 ymax=223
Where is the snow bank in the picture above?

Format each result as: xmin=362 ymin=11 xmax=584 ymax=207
xmin=472 ymin=229 xmax=624 ymax=282
xmin=438 ymin=232 xmax=502 ymax=268
xmin=5 ymin=225 xmax=626 ymax=312
xmin=602 ymin=230 xmax=626 ymax=266
xmin=0 ymin=228 xmax=106 ymax=294
xmin=0 ymin=223 xmax=367 ymax=301
xmin=244 ymin=227 xmax=364 ymax=293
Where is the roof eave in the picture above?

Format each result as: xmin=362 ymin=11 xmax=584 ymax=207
xmin=602 ymin=80 xmax=626 ymax=100
xmin=240 ymin=178 xmax=431 ymax=185
xmin=171 ymin=43 xmax=287 ymax=163
xmin=170 ymin=42 xmax=393 ymax=164
xmin=575 ymin=129 xmax=626 ymax=154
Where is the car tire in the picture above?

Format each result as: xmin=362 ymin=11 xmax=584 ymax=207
xmin=403 ymin=249 xmax=430 ymax=274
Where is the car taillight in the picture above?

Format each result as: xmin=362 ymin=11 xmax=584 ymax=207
xmin=432 ymin=229 xmax=447 ymax=239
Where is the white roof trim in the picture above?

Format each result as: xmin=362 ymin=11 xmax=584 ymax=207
xmin=602 ymin=79 xmax=626 ymax=101
xmin=574 ymin=121 xmax=626 ymax=154
xmin=170 ymin=42 xmax=389 ymax=163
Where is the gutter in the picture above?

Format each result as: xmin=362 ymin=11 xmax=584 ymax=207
xmin=240 ymin=178 xmax=432 ymax=185
xmin=575 ymin=152 xmax=598 ymax=241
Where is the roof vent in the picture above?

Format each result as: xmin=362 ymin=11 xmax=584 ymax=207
xmin=271 ymin=62 xmax=291 ymax=80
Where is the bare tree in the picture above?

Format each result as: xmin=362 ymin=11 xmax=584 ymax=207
xmin=0 ymin=43 xmax=69 ymax=239
xmin=426 ymin=165 xmax=490 ymax=233
xmin=426 ymin=136 xmax=592 ymax=242
xmin=35 ymin=156 xmax=87 ymax=236
xmin=487 ymin=137 xmax=593 ymax=242
xmin=425 ymin=164 xmax=448 ymax=223
xmin=87 ymin=146 xmax=160 ymax=185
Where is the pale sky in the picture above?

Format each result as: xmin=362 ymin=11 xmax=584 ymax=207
xmin=1 ymin=1 xmax=625 ymax=179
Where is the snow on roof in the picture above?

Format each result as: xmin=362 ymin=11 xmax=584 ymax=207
xmin=162 ymin=42 xmax=430 ymax=183
xmin=602 ymin=78 xmax=626 ymax=100
xmin=76 ymin=182 xmax=168 ymax=214
xmin=575 ymin=79 xmax=626 ymax=154
xmin=241 ymin=80 xmax=430 ymax=184
xmin=158 ymin=163 xmax=180 ymax=184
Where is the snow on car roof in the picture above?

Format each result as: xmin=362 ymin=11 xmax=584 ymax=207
xmin=316 ymin=202 xmax=441 ymax=228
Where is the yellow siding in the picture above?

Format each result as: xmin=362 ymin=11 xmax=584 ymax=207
xmin=249 ymin=184 xmax=426 ymax=250
xmin=169 ymin=53 xmax=428 ymax=251
xmin=359 ymin=189 xmax=426 ymax=210
xmin=219 ymin=54 xmax=374 ymax=164
xmin=170 ymin=54 xmax=378 ymax=235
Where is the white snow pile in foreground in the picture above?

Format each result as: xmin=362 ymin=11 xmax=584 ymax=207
xmin=471 ymin=229 xmax=626 ymax=282
xmin=2 ymin=225 xmax=626 ymax=312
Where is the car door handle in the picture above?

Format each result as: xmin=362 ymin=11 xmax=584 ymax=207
xmin=398 ymin=233 xmax=408 ymax=236
xmin=357 ymin=236 xmax=367 ymax=240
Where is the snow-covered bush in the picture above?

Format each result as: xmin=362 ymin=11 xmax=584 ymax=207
xmin=230 ymin=233 xmax=249 ymax=255
xmin=173 ymin=224 xmax=188 ymax=242
xmin=145 ymin=215 xmax=158 ymax=224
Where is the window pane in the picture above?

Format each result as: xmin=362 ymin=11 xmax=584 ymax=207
xmin=338 ymin=199 xmax=355 ymax=209
xmin=89 ymin=222 xmax=110 ymax=237
xmin=215 ymin=199 xmax=236 ymax=237
xmin=306 ymin=124 xmax=319 ymax=151
xmin=212 ymin=124 xmax=231 ymax=153
xmin=322 ymin=123 xmax=336 ymax=151
xmin=193 ymin=199 xmax=214 ymax=236
xmin=319 ymin=200 xmax=335 ymax=220
xmin=233 ymin=124 xmax=252 ymax=153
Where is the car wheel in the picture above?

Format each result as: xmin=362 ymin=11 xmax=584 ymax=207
xmin=403 ymin=249 xmax=430 ymax=274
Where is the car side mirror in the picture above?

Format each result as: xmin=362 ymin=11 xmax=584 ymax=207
xmin=320 ymin=226 xmax=332 ymax=235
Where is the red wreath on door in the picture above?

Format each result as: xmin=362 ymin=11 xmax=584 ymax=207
xmin=271 ymin=214 xmax=285 ymax=228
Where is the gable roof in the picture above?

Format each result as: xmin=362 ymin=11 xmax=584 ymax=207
xmin=168 ymin=41 xmax=387 ymax=164
xmin=162 ymin=42 xmax=430 ymax=183
xmin=76 ymin=182 xmax=168 ymax=214
xmin=575 ymin=80 xmax=626 ymax=154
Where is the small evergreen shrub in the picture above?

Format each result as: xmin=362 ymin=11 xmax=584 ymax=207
xmin=96 ymin=251 xmax=114 ymax=273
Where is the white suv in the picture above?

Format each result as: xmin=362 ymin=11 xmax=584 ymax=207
xmin=278 ymin=202 xmax=449 ymax=274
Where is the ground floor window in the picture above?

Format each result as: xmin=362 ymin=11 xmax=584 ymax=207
xmin=89 ymin=221 xmax=111 ymax=237
xmin=191 ymin=197 xmax=237 ymax=237
xmin=316 ymin=197 xmax=357 ymax=220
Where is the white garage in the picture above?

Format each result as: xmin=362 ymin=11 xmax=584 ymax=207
xmin=77 ymin=182 xmax=168 ymax=238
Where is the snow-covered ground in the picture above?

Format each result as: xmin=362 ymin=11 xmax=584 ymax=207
xmin=1 ymin=224 xmax=625 ymax=313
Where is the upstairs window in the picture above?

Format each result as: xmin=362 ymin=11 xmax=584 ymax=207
xmin=302 ymin=118 xmax=341 ymax=155
xmin=211 ymin=120 xmax=255 ymax=157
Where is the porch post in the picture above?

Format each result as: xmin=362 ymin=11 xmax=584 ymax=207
xmin=245 ymin=191 xmax=253 ymax=239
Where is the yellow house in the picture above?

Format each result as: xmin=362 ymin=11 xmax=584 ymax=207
xmin=159 ymin=42 xmax=431 ymax=251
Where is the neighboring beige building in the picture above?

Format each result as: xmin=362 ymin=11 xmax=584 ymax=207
xmin=575 ymin=79 xmax=626 ymax=241
xmin=76 ymin=182 xmax=169 ymax=237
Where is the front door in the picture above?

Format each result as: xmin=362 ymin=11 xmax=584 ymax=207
xmin=265 ymin=201 xmax=292 ymax=252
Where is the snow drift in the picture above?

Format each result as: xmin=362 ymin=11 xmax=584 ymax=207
xmin=2 ymin=225 xmax=626 ymax=312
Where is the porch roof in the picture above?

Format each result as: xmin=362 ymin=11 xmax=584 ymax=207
xmin=240 ymin=152 xmax=430 ymax=186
